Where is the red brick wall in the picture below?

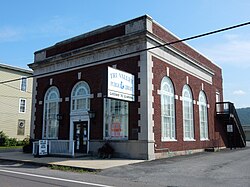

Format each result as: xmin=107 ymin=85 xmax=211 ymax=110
xmin=34 ymin=56 xmax=140 ymax=140
xmin=45 ymin=25 xmax=125 ymax=58
xmin=152 ymin=22 xmax=223 ymax=79
xmin=152 ymin=56 xmax=226 ymax=152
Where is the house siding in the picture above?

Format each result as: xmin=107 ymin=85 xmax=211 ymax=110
xmin=0 ymin=65 xmax=32 ymax=140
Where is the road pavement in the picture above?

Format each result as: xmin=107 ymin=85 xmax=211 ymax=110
xmin=99 ymin=145 xmax=250 ymax=187
xmin=1 ymin=143 xmax=250 ymax=186
xmin=0 ymin=160 xmax=151 ymax=187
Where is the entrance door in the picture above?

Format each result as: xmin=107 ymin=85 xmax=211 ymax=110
xmin=74 ymin=121 xmax=88 ymax=153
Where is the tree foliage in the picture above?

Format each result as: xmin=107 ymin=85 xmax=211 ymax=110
xmin=236 ymin=107 xmax=250 ymax=125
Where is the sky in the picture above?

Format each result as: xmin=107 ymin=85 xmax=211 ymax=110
xmin=1 ymin=0 xmax=250 ymax=108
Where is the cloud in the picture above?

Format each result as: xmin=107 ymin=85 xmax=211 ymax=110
xmin=33 ymin=16 xmax=81 ymax=38
xmin=233 ymin=90 xmax=246 ymax=96
xmin=0 ymin=27 xmax=22 ymax=42
xmin=38 ymin=16 xmax=69 ymax=34
xmin=0 ymin=16 xmax=81 ymax=43
xmin=197 ymin=33 xmax=250 ymax=68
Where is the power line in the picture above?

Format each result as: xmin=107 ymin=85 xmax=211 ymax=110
xmin=1 ymin=83 xmax=33 ymax=94
xmin=0 ymin=20 xmax=250 ymax=85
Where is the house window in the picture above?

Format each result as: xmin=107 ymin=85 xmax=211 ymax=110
xmin=104 ymin=98 xmax=128 ymax=140
xmin=17 ymin=119 xmax=25 ymax=135
xmin=161 ymin=77 xmax=176 ymax=141
xmin=43 ymin=86 xmax=60 ymax=139
xmin=20 ymin=77 xmax=27 ymax=92
xmin=19 ymin=99 xmax=26 ymax=113
xmin=199 ymin=91 xmax=209 ymax=140
xmin=71 ymin=81 xmax=90 ymax=112
xmin=182 ymin=85 xmax=194 ymax=140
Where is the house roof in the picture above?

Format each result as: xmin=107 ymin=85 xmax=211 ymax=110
xmin=0 ymin=63 xmax=33 ymax=75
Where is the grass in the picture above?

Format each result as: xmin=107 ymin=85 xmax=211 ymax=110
xmin=48 ymin=165 xmax=96 ymax=173
xmin=0 ymin=146 xmax=23 ymax=149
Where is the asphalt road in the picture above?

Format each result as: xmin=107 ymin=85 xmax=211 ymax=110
xmin=0 ymin=161 xmax=150 ymax=187
xmin=0 ymin=144 xmax=250 ymax=187
xmin=99 ymin=145 xmax=250 ymax=187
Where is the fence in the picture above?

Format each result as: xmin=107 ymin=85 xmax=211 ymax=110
xmin=32 ymin=140 xmax=75 ymax=157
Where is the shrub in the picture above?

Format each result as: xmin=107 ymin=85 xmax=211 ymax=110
xmin=0 ymin=131 xmax=9 ymax=146
xmin=21 ymin=136 xmax=30 ymax=146
xmin=0 ymin=131 xmax=30 ymax=147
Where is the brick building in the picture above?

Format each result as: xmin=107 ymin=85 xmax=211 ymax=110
xmin=29 ymin=15 xmax=229 ymax=159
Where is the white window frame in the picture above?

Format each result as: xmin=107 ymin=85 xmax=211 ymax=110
xmin=43 ymin=86 xmax=60 ymax=139
xmin=20 ymin=77 xmax=27 ymax=92
xmin=161 ymin=77 xmax=176 ymax=141
xmin=71 ymin=81 xmax=90 ymax=113
xmin=19 ymin=98 xmax=26 ymax=113
xmin=103 ymin=98 xmax=128 ymax=140
xmin=182 ymin=85 xmax=195 ymax=141
xmin=199 ymin=91 xmax=209 ymax=140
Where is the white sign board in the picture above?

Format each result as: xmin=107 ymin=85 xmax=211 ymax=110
xmin=107 ymin=67 xmax=135 ymax=101
xmin=227 ymin=124 xmax=233 ymax=133
xmin=39 ymin=140 xmax=48 ymax=156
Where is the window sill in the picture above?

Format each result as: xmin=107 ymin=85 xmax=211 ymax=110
xmin=183 ymin=138 xmax=196 ymax=142
xmin=200 ymin=138 xmax=209 ymax=141
xmin=161 ymin=139 xmax=177 ymax=142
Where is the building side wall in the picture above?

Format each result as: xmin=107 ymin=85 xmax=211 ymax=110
xmin=0 ymin=68 xmax=32 ymax=140
xmin=152 ymin=56 xmax=226 ymax=156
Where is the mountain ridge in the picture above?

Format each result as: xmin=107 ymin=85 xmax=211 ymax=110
xmin=236 ymin=107 xmax=250 ymax=125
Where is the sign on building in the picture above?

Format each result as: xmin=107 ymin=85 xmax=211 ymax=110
xmin=227 ymin=124 xmax=233 ymax=133
xmin=107 ymin=67 xmax=135 ymax=102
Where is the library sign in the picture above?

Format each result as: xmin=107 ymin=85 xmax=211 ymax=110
xmin=107 ymin=67 xmax=135 ymax=102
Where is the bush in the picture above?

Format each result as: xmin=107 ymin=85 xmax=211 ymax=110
xmin=22 ymin=136 xmax=30 ymax=146
xmin=0 ymin=131 xmax=9 ymax=146
xmin=23 ymin=138 xmax=34 ymax=153
xmin=0 ymin=131 xmax=30 ymax=147
xmin=4 ymin=138 xmax=18 ymax=147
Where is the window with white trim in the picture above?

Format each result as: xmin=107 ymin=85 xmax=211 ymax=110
xmin=104 ymin=98 xmax=128 ymax=140
xmin=182 ymin=85 xmax=194 ymax=140
xmin=161 ymin=77 xmax=176 ymax=141
xmin=19 ymin=99 xmax=26 ymax=113
xmin=43 ymin=86 xmax=60 ymax=139
xmin=71 ymin=81 xmax=90 ymax=112
xmin=199 ymin=91 xmax=209 ymax=140
xmin=20 ymin=77 xmax=27 ymax=92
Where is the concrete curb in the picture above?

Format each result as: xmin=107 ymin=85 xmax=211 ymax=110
xmin=0 ymin=157 xmax=100 ymax=172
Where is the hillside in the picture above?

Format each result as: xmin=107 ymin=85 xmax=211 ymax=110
xmin=236 ymin=107 xmax=250 ymax=125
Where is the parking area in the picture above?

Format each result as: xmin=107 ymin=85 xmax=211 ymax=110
xmin=99 ymin=143 xmax=250 ymax=187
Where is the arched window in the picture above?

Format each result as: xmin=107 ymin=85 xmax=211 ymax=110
xmin=71 ymin=81 xmax=90 ymax=112
xmin=43 ymin=86 xmax=60 ymax=139
xmin=182 ymin=85 xmax=194 ymax=140
xmin=161 ymin=77 xmax=176 ymax=141
xmin=199 ymin=91 xmax=208 ymax=140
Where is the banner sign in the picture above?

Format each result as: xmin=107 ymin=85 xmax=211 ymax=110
xmin=39 ymin=140 xmax=48 ymax=156
xmin=107 ymin=67 xmax=135 ymax=101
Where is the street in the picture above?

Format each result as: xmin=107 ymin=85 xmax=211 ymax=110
xmin=0 ymin=145 xmax=250 ymax=187
xmin=99 ymin=145 xmax=250 ymax=187
xmin=0 ymin=161 xmax=149 ymax=187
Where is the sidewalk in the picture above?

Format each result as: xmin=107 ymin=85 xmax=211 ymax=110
xmin=0 ymin=151 xmax=145 ymax=171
